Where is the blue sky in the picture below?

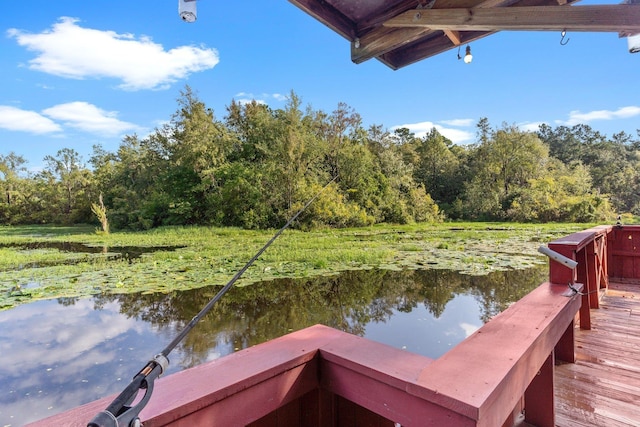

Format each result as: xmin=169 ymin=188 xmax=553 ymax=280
xmin=1 ymin=0 xmax=638 ymax=172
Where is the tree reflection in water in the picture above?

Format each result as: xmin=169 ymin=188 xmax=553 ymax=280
xmin=0 ymin=265 xmax=548 ymax=425
xmin=97 ymin=265 xmax=548 ymax=368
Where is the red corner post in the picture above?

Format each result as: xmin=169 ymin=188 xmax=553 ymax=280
xmin=548 ymin=241 xmax=591 ymax=330
xmin=546 ymin=244 xmax=576 ymax=286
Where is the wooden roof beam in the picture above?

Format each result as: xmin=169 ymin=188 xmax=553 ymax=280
xmin=350 ymin=0 xmax=537 ymax=64
xmin=380 ymin=30 xmax=492 ymax=69
xmin=444 ymin=29 xmax=462 ymax=45
xmin=288 ymin=0 xmax=357 ymax=40
xmin=355 ymin=0 xmax=431 ymax=34
xmin=384 ymin=5 xmax=640 ymax=32
xmin=351 ymin=27 xmax=433 ymax=64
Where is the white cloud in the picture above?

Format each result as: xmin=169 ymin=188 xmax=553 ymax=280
xmin=0 ymin=298 xmax=150 ymax=424
xmin=0 ymin=105 xmax=62 ymax=134
xmin=557 ymin=106 xmax=640 ymax=126
xmin=233 ymin=92 xmax=287 ymax=105
xmin=391 ymin=120 xmax=474 ymax=144
xmin=0 ymin=299 xmax=143 ymax=375
xmin=439 ymin=127 xmax=474 ymax=144
xmin=8 ymin=17 xmax=219 ymax=90
xmin=42 ymin=101 xmax=144 ymax=136
xmin=459 ymin=322 xmax=480 ymax=338
xmin=440 ymin=118 xmax=474 ymax=127
xmin=518 ymin=121 xmax=546 ymax=132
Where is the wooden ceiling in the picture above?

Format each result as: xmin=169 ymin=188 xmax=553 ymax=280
xmin=288 ymin=0 xmax=640 ymax=69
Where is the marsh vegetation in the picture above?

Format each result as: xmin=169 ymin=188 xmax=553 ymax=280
xmin=0 ymin=222 xmax=590 ymax=311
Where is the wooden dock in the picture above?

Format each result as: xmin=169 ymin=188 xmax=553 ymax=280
xmin=555 ymin=280 xmax=640 ymax=427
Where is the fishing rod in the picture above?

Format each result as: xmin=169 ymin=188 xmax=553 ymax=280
xmin=88 ymin=176 xmax=337 ymax=427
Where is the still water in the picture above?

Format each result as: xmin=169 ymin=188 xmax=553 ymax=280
xmin=0 ymin=266 xmax=547 ymax=426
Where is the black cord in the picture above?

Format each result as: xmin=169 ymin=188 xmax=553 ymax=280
xmin=567 ymin=282 xmax=600 ymax=296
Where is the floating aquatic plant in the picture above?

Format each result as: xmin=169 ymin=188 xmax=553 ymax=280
xmin=0 ymin=222 xmax=590 ymax=310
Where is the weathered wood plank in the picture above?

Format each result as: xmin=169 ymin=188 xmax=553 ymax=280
xmin=349 ymin=0 xmax=521 ymax=64
xmin=555 ymin=281 xmax=640 ymax=427
xmin=384 ymin=5 xmax=640 ymax=32
xmin=556 ymin=363 xmax=640 ymax=399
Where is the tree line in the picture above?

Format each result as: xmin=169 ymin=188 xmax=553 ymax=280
xmin=1 ymin=87 xmax=638 ymax=230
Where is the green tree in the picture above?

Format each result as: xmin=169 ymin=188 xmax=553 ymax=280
xmin=463 ymin=123 xmax=549 ymax=219
xmin=538 ymin=124 xmax=585 ymax=164
xmin=164 ymin=86 xmax=231 ymax=224
xmin=270 ymin=93 xmax=320 ymax=213
xmin=0 ymin=153 xmax=28 ymax=224
xmin=40 ymin=148 xmax=93 ymax=223
xmin=508 ymin=160 xmax=613 ymax=222
xmin=321 ymin=102 xmax=362 ymax=178
xmin=212 ymin=162 xmax=269 ymax=228
xmin=226 ymin=99 xmax=277 ymax=163
xmin=376 ymin=141 xmax=442 ymax=223
xmin=539 ymin=124 xmax=640 ymax=214
xmin=413 ymin=128 xmax=460 ymax=206
xmin=92 ymin=132 xmax=174 ymax=230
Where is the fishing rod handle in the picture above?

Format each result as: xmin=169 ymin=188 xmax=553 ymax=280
xmin=87 ymin=354 xmax=168 ymax=427
xmin=87 ymin=410 xmax=141 ymax=427
xmin=87 ymin=410 xmax=119 ymax=427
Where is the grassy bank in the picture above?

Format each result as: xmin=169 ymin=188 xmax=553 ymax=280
xmin=0 ymin=222 xmax=592 ymax=310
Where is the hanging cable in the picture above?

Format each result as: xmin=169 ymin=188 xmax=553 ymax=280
xmin=567 ymin=282 xmax=600 ymax=296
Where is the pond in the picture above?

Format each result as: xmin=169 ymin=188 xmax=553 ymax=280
xmin=0 ymin=265 xmax=548 ymax=426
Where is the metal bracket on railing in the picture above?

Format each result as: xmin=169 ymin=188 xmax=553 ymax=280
xmin=538 ymin=246 xmax=578 ymax=270
xmin=539 ymin=246 xmax=582 ymax=296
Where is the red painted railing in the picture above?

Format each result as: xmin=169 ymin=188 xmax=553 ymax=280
xmin=607 ymin=225 xmax=640 ymax=279
xmin=28 ymin=285 xmax=581 ymax=427
xmin=547 ymin=225 xmax=610 ymax=329
xmin=546 ymin=224 xmax=640 ymax=329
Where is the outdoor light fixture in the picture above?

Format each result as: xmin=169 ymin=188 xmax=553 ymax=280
xmin=458 ymin=45 xmax=473 ymax=63
xmin=623 ymin=0 xmax=640 ymax=53
xmin=628 ymin=33 xmax=640 ymax=53
xmin=463 ymin=45 xmax=473 ymax=63
xmin=179 ymin=0 xmax=197 ymax=23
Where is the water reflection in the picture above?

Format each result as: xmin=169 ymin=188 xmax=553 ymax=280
xmin=0 ymin=266 xmax=547 ymax=426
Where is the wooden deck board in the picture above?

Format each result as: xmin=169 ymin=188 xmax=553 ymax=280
xmin=555 ymin=281 xmax=640 ymax=426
